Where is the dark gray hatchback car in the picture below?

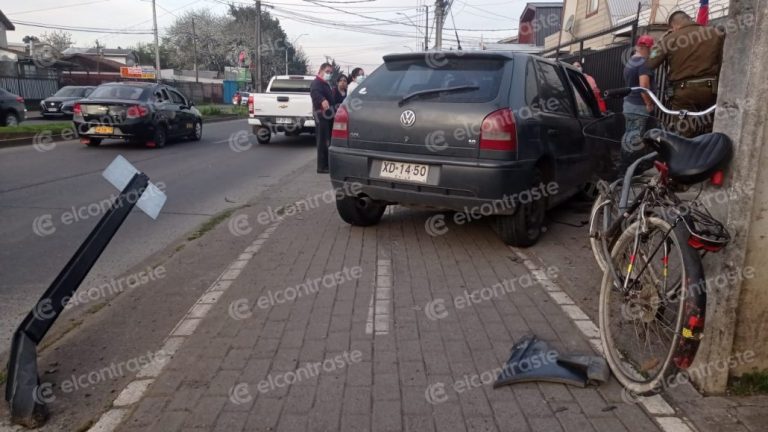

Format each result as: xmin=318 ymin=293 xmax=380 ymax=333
xmin=329 ymin=51 xmax=608 ymax=246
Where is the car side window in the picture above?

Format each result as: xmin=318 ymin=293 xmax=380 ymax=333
xmin=169 ymin=90 xmax=186 ymax=105
xmin=567 ymin=69 xmax=598 ymax=118
xmin=535 ymin=61 xmax=574 ymax=116
xmin=524 ymin=59 xmax=539 ymax=108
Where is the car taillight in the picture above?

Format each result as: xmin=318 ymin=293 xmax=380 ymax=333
xmin=73 ymin=103 xmax=82 ymax=115
xmin=479 ymin=108 xmax=517 ymax=151
xmin=248 ymin=95 xmax=254 ymax=114
xmin=16 ymin=96 xmax=24 ymax=103
xmin=126 ymin=105 xmax=149 ymax=118
xmin=332 ymin=105 xmax=349 ymax=139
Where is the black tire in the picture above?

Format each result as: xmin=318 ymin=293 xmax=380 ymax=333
xmin=492 ymin=168 xmax=547 ymax=247
xmin=3 ymin=112 xmax=20 ymax=127
xmin=599 ymin=217 xmax=705 ymax=395
xmin=336 ymin=196 xmax=386 ymax=227
xmin=149 ymin=126 xmax=167 ymax=148
xmin=189 ymin=121 xmax=202 ymax=141
xmin=84 ymin=138 xmax=102 ymax=147
xmin=255 ymin=127 xmax=271 ymax=144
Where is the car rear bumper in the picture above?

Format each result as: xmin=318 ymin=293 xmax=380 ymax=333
xmin=73 ymin=121 xmax=155 ymax=140
xmin=329 ymin=146 xmax=540 ymax=214
xmin=249 ymin=116 xmax=315 ymax=131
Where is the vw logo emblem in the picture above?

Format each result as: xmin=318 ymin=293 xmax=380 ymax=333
xmin=400 ymin=110 xmax=416 ymax=128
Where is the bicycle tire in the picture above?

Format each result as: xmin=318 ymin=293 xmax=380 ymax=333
xmin=599 ymin=216 xmax=706 ymax=395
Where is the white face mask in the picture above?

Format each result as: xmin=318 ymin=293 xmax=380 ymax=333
xmin=323 ymin=72 xmax=332 ymax=81
xmin=357 ymin=75 xmax=366 ymax=83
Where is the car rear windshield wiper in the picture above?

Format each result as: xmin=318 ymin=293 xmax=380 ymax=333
xmin=397 ymin=85 xmax=480 ymax=107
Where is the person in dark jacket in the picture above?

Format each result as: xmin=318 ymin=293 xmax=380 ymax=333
xmin=310 ymin=62 xmax=334 ymax=173
xmin=332 ymin=75 xmax=348 ymax=109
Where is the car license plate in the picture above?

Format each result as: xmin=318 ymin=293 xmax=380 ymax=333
xmin=94 ymin=126 xmax=114 ymax=134
xmin=276 ymin=117 xmax=292 ymax=124
xmin=379 ymin=161 xmax=429 ymax=183
xmin=47 ymin=107 xmax=58 ymax=112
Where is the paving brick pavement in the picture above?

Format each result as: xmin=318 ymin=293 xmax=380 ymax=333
xmin=114 ymin=163 xmax=677 ymax=432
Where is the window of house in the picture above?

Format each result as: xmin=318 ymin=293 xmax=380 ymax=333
xmin=587 ymin=0 xmax=599 ymax=16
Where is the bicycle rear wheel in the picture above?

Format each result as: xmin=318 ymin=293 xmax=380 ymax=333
xmin=599 ymin=216 xmax=706 ymax=395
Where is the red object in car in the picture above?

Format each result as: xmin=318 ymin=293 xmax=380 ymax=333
xmin=332 ymin=105 xmax=349 ymax=139
xmin=16 ymin=96 xmax=24 ymax=103
xmin=479 ymin=108 xmax=517 ymax=151
xmin=73 ymin=103 xmax=82 ymax=115
xmin=594 ymin=89 xmax=608 ymax=113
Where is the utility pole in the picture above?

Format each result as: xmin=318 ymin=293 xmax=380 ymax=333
xmin=424 ymin=5 xmax=429 ymax=51
xmin=254 ymin=0 xmax=262 ymax=92
xmin=191 ymin=18 xmax=199 ymax=83
xmin=434 ymin=0 xmax=446 ymax=50
xmin=152 ymin=0 xmax=161 ymax=82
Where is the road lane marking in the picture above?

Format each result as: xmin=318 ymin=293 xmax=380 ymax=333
xmin=88 ymin=219 xmax=283 ymax=432
xmin=510 ymin=247 xmax=698 ymax=432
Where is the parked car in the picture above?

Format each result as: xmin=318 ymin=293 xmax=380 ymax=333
xmin=0 ymin=88 xmax=27 ymax=127
xmin=232 ymin=91 xmax=249 ymax=105
xmin=247 ymin=75 xmax=315 ymax=144
xmin=329 ymin=51 xmax=609 ymax=246
xmin=40 ymin=86 xmax=95 ymax=118
xmin=73 ymin=82 xmax=203 ymax=148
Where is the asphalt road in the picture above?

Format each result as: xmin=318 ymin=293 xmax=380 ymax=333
xmin=0 ymin=119 xmax=316 ymax=356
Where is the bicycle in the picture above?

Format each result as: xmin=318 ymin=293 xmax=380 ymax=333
xmin=584 ymin=87 xmax=733 ymax=395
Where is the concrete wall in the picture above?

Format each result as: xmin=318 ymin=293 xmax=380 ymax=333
xmin=0 ymin=23 xmax=7 ymax=49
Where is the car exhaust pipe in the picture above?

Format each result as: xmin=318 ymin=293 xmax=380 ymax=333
xmin=356 ymin=197 xmax=374 ymax=209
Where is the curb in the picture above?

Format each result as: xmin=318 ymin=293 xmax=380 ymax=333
xmin=0 ymin=116 xmax=248 ymax=149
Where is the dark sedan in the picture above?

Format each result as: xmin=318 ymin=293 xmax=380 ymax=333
xmin=0 ymin=88 xmax=26 ymax=126
xmin=330 ymin=51 xmax=609 ymax=246
xmin=73 ymin=82 xmax=203 ymax=148
xmin=40 ymin=86 xmax=95 ymax=118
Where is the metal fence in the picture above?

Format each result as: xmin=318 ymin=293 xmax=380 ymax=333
xmin=557 ymin=44 xmax=633 ymax=113
xmin=0 ymin=75 xmax=59 ymax=102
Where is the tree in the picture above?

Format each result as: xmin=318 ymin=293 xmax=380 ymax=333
xmin=132 ymin=42 xmax=173 ymax=68
xmin=164 ymin=9 xmax=230 ymax=73
xmin=40 ymin=30 xmax=74 ymax=52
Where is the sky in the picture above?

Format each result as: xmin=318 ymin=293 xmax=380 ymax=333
xmin=3 ymin=0 xmax=533 ymax=72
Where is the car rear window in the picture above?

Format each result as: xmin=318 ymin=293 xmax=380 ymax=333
xmin=89 ymin=85 xmax=148 ymax=100
xmin=357 ymin=57 xmax=506 ymax=103
xmin=269 ymin=79 xmax=312 ymax=93
xmin=54 ymin=87 xmax=88 ymax=97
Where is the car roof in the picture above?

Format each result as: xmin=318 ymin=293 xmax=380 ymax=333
xmin=101 ymin=81 xmax=157 ymax=87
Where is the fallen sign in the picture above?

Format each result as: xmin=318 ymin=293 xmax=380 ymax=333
xmin=493 ymin=335 xmax=610 ymax=389
xmin=4 ymin=156 xmax=166 ymax=428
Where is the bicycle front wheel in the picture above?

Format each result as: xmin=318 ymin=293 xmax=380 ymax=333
xmin=599 ymin=216 xmax=706 ymax=395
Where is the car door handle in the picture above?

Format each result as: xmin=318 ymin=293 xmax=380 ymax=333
xmin=547 ymin=129 xmax=560 ymax=137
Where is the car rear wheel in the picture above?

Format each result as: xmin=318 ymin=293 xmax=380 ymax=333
xmin=336 ymin=196 xmax=386 ymax=227
xmin=148 ymin=126 xmax=167 ymax=148
xmin=3 ymin=112 xmax=19 ymax=127
xmin=255 ymin=126 xmax=271 ymax=144
xmin=492 ymin=168 xmax=547 ymax=247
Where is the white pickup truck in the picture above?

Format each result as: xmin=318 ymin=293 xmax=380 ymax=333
xmin=247 ymin=75 xmax=316 ymax=144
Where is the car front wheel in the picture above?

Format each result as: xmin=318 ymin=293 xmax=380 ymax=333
xmin=336 ymin=196 xmax=386 ymax=227
xmin=190 ymin=121 xmax=202 ymax=141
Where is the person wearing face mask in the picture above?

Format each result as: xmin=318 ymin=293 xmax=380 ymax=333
xmin=348 ymin=67 xmax=366 ymax=93
xmin=310 ymin=62 xmax=335 ymax=173
xmin=333 ymin=74 xmax=348 ymax=109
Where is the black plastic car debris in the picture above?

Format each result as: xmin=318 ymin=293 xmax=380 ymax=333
xmin=493 ymin=335 xmax=609 ymax=389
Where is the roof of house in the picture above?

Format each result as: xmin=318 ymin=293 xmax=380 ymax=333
xmin=61 ymin=53 xmax=126 ymax=72
xmin=62 ymin=47 xmax=136 ymax=56
xmin=0 ymin=10 xmax=15 ymax=30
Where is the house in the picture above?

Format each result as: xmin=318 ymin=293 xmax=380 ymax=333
xmin=62 ymin=47 xmax=139 ymax=66
xmin=518 ymin=2 xmax=563 ymax=47
xmin=0 ymin=9 xmax=13 ymax=50
xmin=544 ymin=0 xmax=730 ymax=53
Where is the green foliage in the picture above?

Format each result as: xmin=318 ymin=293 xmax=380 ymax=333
xmin=729 ymin=372 xmax=768 ymax=395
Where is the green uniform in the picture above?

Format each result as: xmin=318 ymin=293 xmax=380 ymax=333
xmin=646 ymin=22 xmax=725 ymax=137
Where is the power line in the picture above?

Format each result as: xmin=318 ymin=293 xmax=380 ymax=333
xmin=11 ymin=20 xmax=155 ymax=34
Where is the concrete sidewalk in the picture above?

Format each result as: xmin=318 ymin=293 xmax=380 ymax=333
xmin=87 ymin=161 xmax=678 ymax=432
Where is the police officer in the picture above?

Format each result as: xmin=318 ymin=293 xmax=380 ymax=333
xmin=645 ymin=11 xmax=725 ymax=137
xmin=310 ymin=63 xmax=334 ymax=173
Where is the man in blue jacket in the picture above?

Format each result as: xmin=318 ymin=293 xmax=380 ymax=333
xmin=310 ymin=63 xmax=335 ymax=173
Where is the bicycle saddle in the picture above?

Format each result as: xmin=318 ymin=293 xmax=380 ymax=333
xmin=643 ymin=129 xmax=733 ymax=185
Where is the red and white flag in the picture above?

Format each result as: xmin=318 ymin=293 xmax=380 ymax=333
xmin=696 ymin=0 xmax=710 ymax=25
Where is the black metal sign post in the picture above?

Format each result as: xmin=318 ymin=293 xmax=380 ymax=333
xmin=5 ymin=172 xmax=150 ymax=428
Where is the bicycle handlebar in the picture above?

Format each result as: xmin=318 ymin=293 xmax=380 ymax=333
xmin=603 ymin=87 xmax=716 ymax=117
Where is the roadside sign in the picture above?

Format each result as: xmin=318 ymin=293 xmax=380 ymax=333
xmin=120 ymin=66 xmax=156 ymax=79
